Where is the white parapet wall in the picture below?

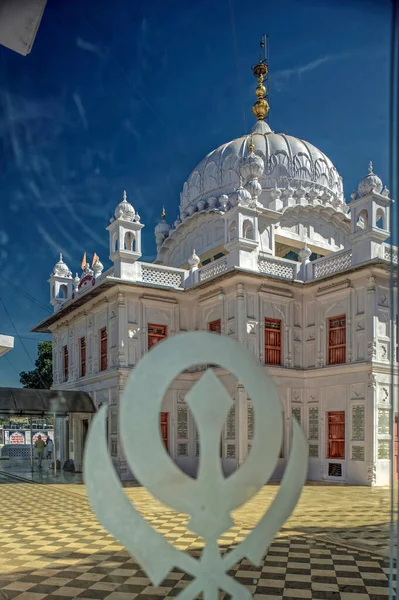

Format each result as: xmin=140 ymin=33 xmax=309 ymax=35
xmin=0 ymin=335 xmax=14 ymax=357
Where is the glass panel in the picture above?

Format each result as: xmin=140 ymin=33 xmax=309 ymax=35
xmin=177 ymin=407 xmax=188 ymax=439
xmin=248 ymin=404 xmax=254 ymax=440
xmin=352 ymin=405 xmax=365 ymax=441
xmin=309 ymin=444 xmax=319 ymax=458
xmin=177 ymin=443 xmax=188 ymax=457
xmin=352 ymin=445 xmax=365 ymax=461
xmin=226 ymin=444 xmax=235 ymax=458
xmin=378 ymin=409 xmax=390 ymax=435
xmin=292 ymin=406 xmax=301 ymax=425
xmin=378 ymin=440 xmax=390 ymax=460
xmin=226 ymin=406 xmax=235 ymax=439
xmin=308 ymin=407 xmax=319 ymax=440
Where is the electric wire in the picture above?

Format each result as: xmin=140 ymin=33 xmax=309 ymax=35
xmin=0 ymin=296 xmax=50 ymax=389
xmin=0 ymin=276 xmax=51 ymax=313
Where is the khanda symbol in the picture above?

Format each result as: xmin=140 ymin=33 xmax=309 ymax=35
xmin=84 ymin=332 xmax=307 ymax=600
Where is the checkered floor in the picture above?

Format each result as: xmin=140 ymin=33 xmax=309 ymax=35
xmin=0 ymin=483 xmax=396 ymax=599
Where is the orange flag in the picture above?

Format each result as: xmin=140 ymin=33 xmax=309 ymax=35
xmin=81 ymin=252 xmax=87 ymax=269
xmin=92 ymin=252 xmax=98 ymax=267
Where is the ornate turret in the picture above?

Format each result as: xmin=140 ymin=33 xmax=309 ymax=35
xmin=155 ymin=207 xmax=171 ymax=249
xmin=106 ymin=189 xmax=144 ymax=279
xmin=49 ymin=253 xmax=73 ymax=312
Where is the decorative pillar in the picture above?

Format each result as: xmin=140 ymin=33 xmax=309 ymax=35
xmin=366 ymin=276 xmax=377 ymax=361
xmin=347 ymin=288 xmax=353 ymax=363
xmin=117 ymin=293 xmax=127 ymax=367
xmin=236 ymin=283 xmax=246 ymax=344
xmin=236 ymin=384 xmax=248 ymax=466
xmin=367 ymin=372 xmax=377 ymax=485
xmin=235 ymin=284 xmax=248 ymax=468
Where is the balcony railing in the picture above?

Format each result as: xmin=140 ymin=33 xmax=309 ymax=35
xmin=139 ymin=263 xmax=185 ymax=288
xmin=312 ymin=250 xmax=352 ymax=279
xmin=258 ymin=255 xmax=297 ymax=280
xmin=199 ymin=256 xmax=228 ymax=282
xmin=383 ymin=244 xmax=398 ymax=265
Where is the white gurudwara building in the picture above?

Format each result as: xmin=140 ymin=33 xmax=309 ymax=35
xmin=33 ymin=51 xmax=398 ymax=486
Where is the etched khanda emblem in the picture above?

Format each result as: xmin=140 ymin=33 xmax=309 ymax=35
xmin=84 ymin=332 xmax=307 ymax=599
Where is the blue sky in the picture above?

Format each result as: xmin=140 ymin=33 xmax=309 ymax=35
xmin=0 ymin=0 xmax=392 ymax=386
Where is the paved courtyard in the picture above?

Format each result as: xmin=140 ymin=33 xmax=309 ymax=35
xmin=0 ymin=480 xmax=396 ymax=600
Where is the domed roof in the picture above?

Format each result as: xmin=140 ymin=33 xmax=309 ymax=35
xmin=113 ymin=190 xmax=135 ymax=221
xmin=358 ymin=161 xmax=383 ymax=197
xmin=179 ymin=120 xmax=344 ymax=218
xmin=155 ymin=208 xmax=171 ymax=236
xmin=52 ymin=254 xmax=72 ymax=278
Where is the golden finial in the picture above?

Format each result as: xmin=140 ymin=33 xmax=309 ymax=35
xmin=249 ymin=135 xmax=255 ymax=153
xmin=161 ymin=206 xmax=166 ymax=220
xmin=252 ymin=37 xmax=270 ymax=122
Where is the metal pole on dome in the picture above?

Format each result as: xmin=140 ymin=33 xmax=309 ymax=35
xmin=29 ymin=417 xmax=33 ymax=471
xmin=53 ymin=413 xmax=57 ymax=476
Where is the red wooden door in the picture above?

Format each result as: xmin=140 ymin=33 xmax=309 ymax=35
xmin=327 ymin=411 xmax=345 ymax=459
xmin=395 ymin=416 xmax=398 ymax=481
xmin=160 ymin=412 xmax=169 ymax=452
xmin=264 ymin=319 xmax=282 ymax=365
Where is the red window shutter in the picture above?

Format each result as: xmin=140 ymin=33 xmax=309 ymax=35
xmin=264 ymin=318 xmax=282 ymax=366
xmin=328 ymin=315 xmax=346 ymax=365
xmin=208 ymin=319 xmax=221 ymax=334
xmin=327 ymin=411 xmax=345 ymax=459
xmin=160 ymin=412 xmax=169 ymax=451
xmin=100 ymin=328 xmax=107 ymax=371
xmin=148 ymin=324 xmax=167 ymax=349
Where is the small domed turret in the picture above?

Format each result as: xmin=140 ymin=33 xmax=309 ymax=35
xmin=155 ymin=208 xmax=171 ymax=249
xmin=113 ymin=190 xmax=135 ymax=221
xmin=52 ymin=253 xmax=72 ymax=278
xmin=358 ymin=162 xmax=383 ymax=197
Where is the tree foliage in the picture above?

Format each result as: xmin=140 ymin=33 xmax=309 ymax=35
xmin=19 ymin=340 xmax=53 ymax=389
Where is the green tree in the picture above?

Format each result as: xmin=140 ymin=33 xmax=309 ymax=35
xmin=19 ymin=340 xmax=53 ymax=389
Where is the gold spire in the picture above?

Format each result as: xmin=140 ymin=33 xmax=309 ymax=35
xmin=249 ymin=135 xmax=255 ymax=153
xmin=252 ymin=38 xmax=269 ymax=122
xmin=161 ymin=206 xmax=166 ymax=220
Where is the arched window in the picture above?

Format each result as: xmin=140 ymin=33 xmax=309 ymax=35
xmin=228 ymin=221 xmax=237 ymax=242
xmin=112 ymin=233 xmax=118 ymax=253
xmin=52 ymin=284 xmax=55 ymax=299
xmin=124 ymin=231 xmax=135 ymax=251
xmin=357 ymin=209 xmax=368 ymax=229
xmin=376 ymin=208 xmax=385 ymax=229
xmin=59 ymin=284 xmax=68 ymax=299
xmin=243 ymin=219 xmax=254 ymax=240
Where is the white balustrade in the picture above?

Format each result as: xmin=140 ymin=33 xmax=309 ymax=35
xmin=140 ymin=263 xmax=185 ymax=288
xmin=383 ymin=244 xmax=398 ymax=264
xmin=258 ymin=256 xmax=297 ymax=280
xmin=312 ymin=250 xmax=352 ymax=279
xmin=199 ymin=256 xmax=228 ymax=282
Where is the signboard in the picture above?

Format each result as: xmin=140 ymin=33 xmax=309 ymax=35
xmin=9 ymin=431 xmax=25 ymax=445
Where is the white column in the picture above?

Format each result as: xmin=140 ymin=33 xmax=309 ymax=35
xmin=117 ymin=293 xmax=127 ymax=367
xmin=236 ymin=384 xmax=248 ymax=466
xmin=236 ymin=283 xmax=246 ymax=344
xmin=235 ymin=284 xmax=247 ymax=468
xmin=366 ymin=276 xmax=377 ymax=361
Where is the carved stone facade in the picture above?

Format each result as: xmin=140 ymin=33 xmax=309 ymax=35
xmin=34 ymin=95 xmax=398 ymax=486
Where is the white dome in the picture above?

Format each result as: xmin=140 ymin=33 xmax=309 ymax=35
xmin=179 ymin=120 xmax=344 ymax=218
xmin=113 ymin=190 xmax=135 ymax=221
xmin=358 ymin=162 xmax=383 ymax=197
xmin=52 ymin=254 xmax=72 ymax=278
